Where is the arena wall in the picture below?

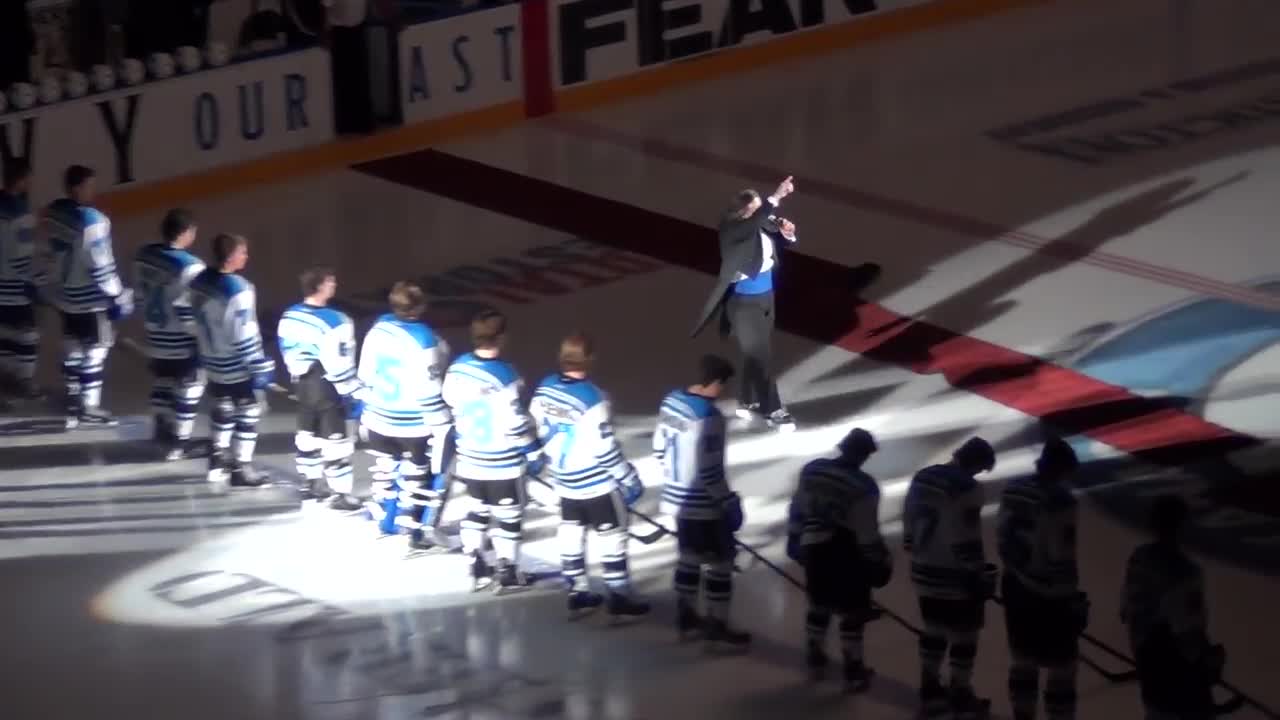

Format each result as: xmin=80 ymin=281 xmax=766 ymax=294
xmin=0 ymin=0 xmax=1043 ymax=218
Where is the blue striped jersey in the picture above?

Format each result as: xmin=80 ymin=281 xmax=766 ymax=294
xmin=356 ymin=314 xmax=451 ymax=437
xmin=996 ymin=476 xmax=1078 ymax=597
xmin=442 ymin=353 xmax=538 ymax=481
xmin=653 ymin=388 xmax=731 ymax=520
xmin=529 ymin=374 xmax=638 ymax=501
xmin=903 ymin=463 xmax=986 ymax=599
xmin=792 ymin=457 xmax=889 ymax=569
xmin=134 ymin=243 xmax=205 ymax=359
xmin=0 ymin=191 xmax=37 ymax=306
xmin=188 ymin=270 xmax=274 ymax=384
xmin=1121 ymin=542 xmax=1209 ymax=653
xmin=276 ymin=303 xmax=360 ymax=397
xmin=41 ymin=199 xmax=123 ymax=313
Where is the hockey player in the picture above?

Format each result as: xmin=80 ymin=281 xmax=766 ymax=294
xmin=277 ymin=267 xmax=363 ymax=507
xmin=189 ymin=233 xmax=274 ymax=487
xmin=356 ymin=281 xmax=453 ymax=550
xmin=653 ymin=353 xmax=750 ymax=647
xmin=0 ymin=159 xmax=42 ymax=405
xmin=789 ymin=427 xmax=891 ymax=693
xmin=441 ymin=309 xmax=541 ymax=591
xmin=903 ymin=436 xmax=998 ymax=719
xmin=42 ymin=165 xmax=133 ymax=428
xmin=530 ymin=332 xmax=648 ymax=618
xmin=134 ymin=208 xmax=206 ymax=460
xmin=997 ymin=437 xmax=1086 ymax=720
xmin=1121 ymin=496 xmax=1225 ymax=720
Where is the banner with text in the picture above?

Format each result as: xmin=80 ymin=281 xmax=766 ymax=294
xmin=0 ymin=49 xmax=334 ymax=202
xmin=553 ymin=0 xmax=927 ymax=88
xmin=399 ymin=5 xmax=525 ymax=124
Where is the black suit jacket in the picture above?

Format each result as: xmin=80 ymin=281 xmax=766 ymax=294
xmin=691 ymin=200 xmax=788 ymax=338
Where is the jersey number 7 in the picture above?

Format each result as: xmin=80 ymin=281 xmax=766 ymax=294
xmin=539 ymin=417 xmax=576 ymax=469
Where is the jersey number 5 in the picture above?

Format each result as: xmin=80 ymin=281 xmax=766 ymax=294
xmin=461 ymin=400 xmax=493 ymax=444
xmin=374 ymin=356 xmax=402 ymax=403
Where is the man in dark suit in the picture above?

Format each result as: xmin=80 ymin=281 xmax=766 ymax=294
xmin=692 ymin=176 xmax=797 ymax=431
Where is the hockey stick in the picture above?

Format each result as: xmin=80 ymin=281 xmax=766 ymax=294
xmin=626 ymin=508 xmax=922 ymax=636
xmin=987 ymin=594 xmax=1137 ymax=683
xmin=522 ymin=474 xmax=667 ymax=545
xmin=118 ymin=338 xmax=296 ymax=399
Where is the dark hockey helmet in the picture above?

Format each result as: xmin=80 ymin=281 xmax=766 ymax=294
xmin=838 ymin=427 xmax=877 ymax=458
xmin=954 ymin=436 xmax=996 ymax=473
xmin=1036 ymin=436 xmax=1078 ymax=474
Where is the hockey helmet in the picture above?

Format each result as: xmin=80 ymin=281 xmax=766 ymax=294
xmin=838 ymin=427 xmax=877 ymax=458
xmin=1036 ymin=436 xmax=1078 ymax=474
xmin=953 ymin=436 xmax=996 ymax=473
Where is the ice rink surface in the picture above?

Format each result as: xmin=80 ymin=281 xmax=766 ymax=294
xmin=3 ymin=1 xmax=1279 ymax=718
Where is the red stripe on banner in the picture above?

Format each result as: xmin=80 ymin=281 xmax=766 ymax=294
xmin=353 ymin=150 xmax=1259 ymax=468
xmin=520 ymin=0 xmax=555 ymax=117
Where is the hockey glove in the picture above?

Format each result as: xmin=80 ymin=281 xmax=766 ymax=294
xmin=526 ymin=456 xmax=545 ymax=478
xmin=251 ymin=369 xmax=274 ymax=391
xmin=108 ymin=288 xmax=134 ymax=321
xmin=971 ymin=562 xmax=998 ymax=600
xmin=1071 ymin=591 xmax=1090 ymax=635
xmin=618 ymin=470 xmax=643 ymax=507
xmin=344 ymin=395 xmax=364 ymax=421
xmin=722 ymin=492 xmax=744 ymax=533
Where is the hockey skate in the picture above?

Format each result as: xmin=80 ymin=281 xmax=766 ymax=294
xmin=916 ymin=680 xmax=950 ymax=719
xmin=493 ymin=559 xmax=531 ymax=595
xmin=165 ymin=438 xmax=211 ymax=462
xmin=948 ymin=688 xmax=991 ymax=720
xmin=606 ymin=592 xmax=650 ymax=624
xmin=842 ymin=661 xmax=874 ymax=695
xmin=229 ymin=463 xmax=270 ymax=488
xmin=677 ymin=601 xmax=704 ymax=642
xmin=805 ymin=641 xmax=828 ymax=681
xmin=703 ymin=618 xmax=751 ymax=653
xmin=406 ymin=529 xmax=451 ymax=558
xmin=734 ymin=402 xmax=761 ymax=421
xmin=567 ymin=590 xmax=603 ymax=620
xmin=767 ymin=409 xmax=796 ymax=433
xmin=470 ymin=552 xmax=494 ymax=593
xmin=66 ymin=406 xmax=117 ymax=430
xmin=328 ymin=494 xmax=364 ymax=512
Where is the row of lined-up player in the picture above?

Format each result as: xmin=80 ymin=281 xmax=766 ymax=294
xmin=0 ymin=163 xmax=1231 ymax=720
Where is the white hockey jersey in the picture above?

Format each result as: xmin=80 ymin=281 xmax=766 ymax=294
xmin=276 ymin=303 xmax=360 ymax=397
xmin=356 ymin=313 xmax=451 ymax=438
xmin=792 ymin=457 xmax=890 ymax=570
xmin=41 ymin=198 xmax=123 ymax=313
xmin=0 ymin=191 xmax=37 ymax=306
xmin=1121 ymin=542 xmax=1209 ymax=654
xmin=529 ymin=374 xmax=637 ymax=500
xmin=188 ymin=269 xmax=274 ymax=384
xmin=442 ymin=352 xmax=539 ymax=481
xmin=134 ymin=243 xmax=205 ymax=359
xmin=653 ymin=388 xmax=731 ymax=520
xmin=996 ymin=476 xmax=1079 ymax=598
xmin=903 ymin=462 xmax=986 ymax=600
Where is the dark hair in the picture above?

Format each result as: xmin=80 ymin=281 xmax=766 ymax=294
xmin=558 ymin=332 xmax=594 ymax=373
xmin=64 ymin=165 xmax=95 ymax=194
xmin=299 ymin=266 xmax=335 ymax=296
xmin=161 ymin=208 xmax=195 ymax=243
xmin=388 ymin=281 xmax=427 ymax=320
xmin=697 ymin=353 xmax=734 ymax=385
xmin=726 ymin=189 xmax=760 ymax=220
xmin=470 ymin=309 xmax=507 ymax=350
xmin=212 ymin=233 xmax=247 ymax=267
xmin=3 ymin=159 xmax=31 ymax=189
